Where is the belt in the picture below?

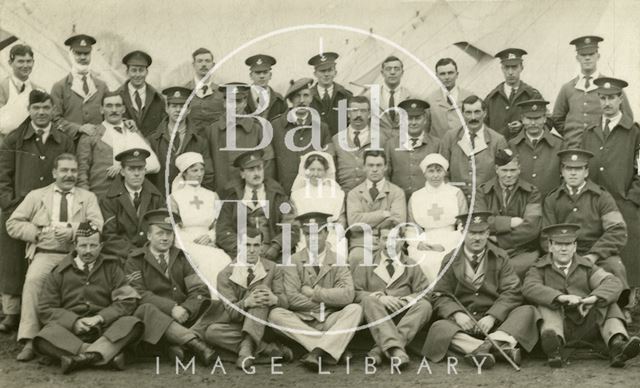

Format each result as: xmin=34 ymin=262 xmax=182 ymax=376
xmin=35 ymin=248 xmax=68 ymax=255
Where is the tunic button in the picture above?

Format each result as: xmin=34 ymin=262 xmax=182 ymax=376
xmin=533 ymin=155 xmax=537 ymax=160
xmin=173 ymin=287 xmax=177 ymax=291
xmin=573 ymin=208 xmax=578 ymax=212
xmin=532 ymin=173 xmax=537 ymax=178
xmin=139 ymin=232 xmax=144 ymax=236
xmin=599 ymin=147 xmax=604 ymax=150
xmin=475 ymin=292 xmax=479 ymax=296
xmin=505 ymin=106 xmax=510 ymax=110
xmin=584 ymin=102 xmax=587 ymax=106
xmin=40 ymin=155 xmax=45 ymax=160
xmin=599 ymin=167 xmax=604 ymax=171
xmin=39 ymin=177 xmax=44 ymax=181
xmin=86 ymin=282 xmax=90 ymax=285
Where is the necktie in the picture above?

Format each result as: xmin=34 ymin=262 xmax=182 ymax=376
xmin=251 ymin=189 xmax=259 ymax=207
xmin=35 ymin=128 xmax=44 ymax=144
xmin=134 ymin=90 xmax=143 ymax=112
xmin=313 ymin=264 xmax=320 ymax=275
xmin=584 ymin=76 xmax=592 ymax=89
xmin=603 ymin=119 xmax=611 ymax=139
xmin=470 ymin=132 xmax=477 ymax=149
xmin=531 ymin=138 xmax=538 ymax=148
xmin=133 ymin=191 xmax=141 ymax=210
xmin=503 ymin=186 xmax=513 ymax=207
xmin=447 ymin=95 xmax=454 ymax=106
xmin=82 ymin=75 xmax=89 ymax=95
xmin=59 ymin=191 xmax=69 ymax=222
xmin=201 ymin=85 xmax=208 ymax=96
xmin=322 ymin=88 xmax=331 ymax=107
xmin=113 ymin=126 xmax=123 ymax=134
xmin=19 ymin=83 xmax=25 ymax=93
xmin=369 ymin=181 xmax=379 ymax=201
xmin=388 ymin=89 xmax=396 ymax=122
xmin=386 ymin=259 xmax=395 ymax=278
xmin=508 ymin=87 xmax=516 ymax=103
xmin=470 ymin=254 xmax=480 ymax=271
xmin=157 ymin=253 xmax=168 ymax=273
xmin=410 ymin=137 xmax=420 ymax=148
xmin=558 ymin=265 xmax=569 ymax=275
xmin=247 ymin=268 xmax=255 ymax=287
xmin=353 ymin=130 xmax=361 ymax=148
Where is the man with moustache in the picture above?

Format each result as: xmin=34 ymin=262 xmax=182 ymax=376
xmin=148 ymin=86 xmax=214 ymax=194
xmin=523 ymin=224 xmax=640 ymax=368
xmin=271 ymin=78 xmax=332 ymax=193
xmin=0 ymin=90 xmax=74 ymax=336
xmin=216 ymin=150 xmax=295 ymax=261
xmin=194 ymin=228 xmax=293 ymax=369
xmin=308 ymin=52 xmax=353 ymax=136
xmin=346 ymin=150 xmax=406 ymax=264
xmin=423 ymin=212 xmax=539 ymax=368
xmin=184 ymin=48 xmax=225 ymax=132
xmin=269 ymin=212 xmax=363 ymax=370
xmin=384 ymin=99 xmax=440 ymax=198
xmin=475 ymin=149 xmax=542 ymax=278
xmin=508 ymin=100 xmax=564 ymax=197
xmin=542 ymin=149 xmax=631 ymax=314
xmin=0 ymin=44 xmax=40 ymax=144
xmin=51 ymin=34 xmax=109 ymax=140
xmin=126 ymin=209 xmax=216 ymax=365
xmin=244 ymin=54 xmax=286 ymax=121
xmin=77 ymin=91 xmax=160 ymax=198
xmin=100 ymin=148 xmax=164 ymax=259
xmin=117 ymin=50 xmax=166 ymax=138
xmin=552 ymin=36 xmax=634 ymax=148
xmin=353 ymin=225 xmax=432 ymax=368
xmin=484 ymin=48 xmax=544 ymax=140
xmin=6 ymin=153 xmax=103 ymax=361
xmin=580 ymin=77 xmax=640 ymax=318
xmin=438 ymin=95 xmax=508 ymax=202
xmin=34 ymin=222 xmax=143 ymax=374
xmin=207 ymin=82 xmax=275 ymax=192
xmin=333 ymin=96 xmax=391 ymax=193
xmin=427 ymin=58 xmax=472 ymax=139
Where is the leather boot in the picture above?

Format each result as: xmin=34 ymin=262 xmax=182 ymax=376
xmin=0 ymin=314 xmax=19 ymax=332
xmin=609 ymin=335 xmax=640 ymax=368
xmin=109 ymin=352 xmax=126 ymax=371
xmin=185 ymin=338 xmax=216 ymax=366
xmin=236 ymin=337 xmax=255 ymax=369
xmin=465 ymin=339 xmax=495 ymax=369
xmin=541 ymin=330 xmax=563 ymax=368
xmin=60 ymin=352 xmax=102 ymax=374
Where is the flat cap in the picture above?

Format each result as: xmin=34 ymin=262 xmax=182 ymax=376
xmin=295 ymin=211 xmax=332 ymax=227
xmin=143 ymin=208 xmax=181 ymax=231
xmin=456 ymin=212 xmax=493 ymax=232
xmin=245 ymin=54 xmax=276 ymax=71
xmin=122 ymin=50 xmax=152 ymax=67
xmin=495 ymin=48 xmax=527 ymax=65
xmin=114 ymin=148 xmax=150 ymax=167
xmin=64 ymin=34 xmax=96 ymax=53
xmin=557 ymin=148 xmax=594 ymax=167
xmin=308 ymin=52 xmax=339 ymax=70
xmin=570 ymin=35 xmax=603 ymax=55
xmin=398 ymin=99 xmax=430 ymax=116
xmin=517 ymin=99 xmax=549 ymax=118
xmin=233 ymin=150 xmax=264 ymax=169
xmin=543 ymin=223 xmax=580 ymax=243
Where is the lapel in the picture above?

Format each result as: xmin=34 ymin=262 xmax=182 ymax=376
xmin=41 ymin=184 xmax=56 ymax=219
xmin=144 ymin=247 xmax=169 ymax=277
xmin=313 ymin=249 xmax=335 ymax=286
xmin=457 ymin=128 xmax=489 ymax=156
xmin=372 ymin=252 xmax=406 ymax=287
xmin=138 ymin=185 xmax=153 ymax=216
xmin=71 ymin=189 xmax=85 ymax=219
xmin=117 ymin=186 xmax=139 ymax=222
xmin=121 ymin=83 xmax=138 ymax=119
xmin=141 ymin=84 xmax=155 ymax=119
xmin=229 ymin=260 xmax=268 ymax=288
xmin=166 ymin=248 xmax=179 ymax=276
xmin=69 ymin=73 xmax=98 ymax=101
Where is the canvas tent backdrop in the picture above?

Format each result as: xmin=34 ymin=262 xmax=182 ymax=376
xmin=1 ymin=0 xmax=637 ymax=113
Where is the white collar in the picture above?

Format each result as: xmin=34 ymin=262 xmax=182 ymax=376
xmin=603 ymin=111 xmax=623 ymax=129
xmin=31 ymin=122 xmax=52 ymax=136
xmin=366 ymin=178 xmax=385 ymax=189
xmin=74 ymin=256 xmax=95 ymax=272
xmin=503 ymin=82 xmax=520 ymax=96
xmin=102 ymin=120 xmax=125 ymax=132
xmin=318 ymin=83 xmax=334 ymax=94
xmin=444 ymin=86 xmax=459 ymax=101
xmin=566 ymin=181 xmax=587 ymax=196
xmin=307 ymin=248 xmax=328 ymax=266
xmin=54 ymin=185 xmax=75 ymax=194
xmin=578 ymin=70 xmax=601 ymax=82
xmin=230 ymin=259 xmax=267 ymax=288
xmin=11 ymin=75 xmax=27 ymax=90
xmin=124 ymin=183 xmax=142 ymax=195
xmin=464 ymin=247 xmax=485 ymax=261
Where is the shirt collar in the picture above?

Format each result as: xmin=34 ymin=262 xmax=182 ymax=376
xmin=318 ymin=83 xmax=334 ymax=95
xmin=603 ymin=111 xmax=623 ymax=129
xmin=102 ymin=120 xmax=124 ymax=132
xmin=503 ymin=82 xmax=521 ymax=96
xmin=307 ymin=248 xmax=327 ymax=265
xmin=128 ymin=81 xmax=145 ymax=94
xmin=74 ymin=256 xmax=94 ymax=272
xmin=124 ymin=183 xmax=142 ymax=196
xmin=565 ymin=181 xmax=587 ymax=196
xmin=149 ymin=247 xmax=169 ymax=261
xmin=464 ymin=247 xmax=485 ymax=262
xmin=31 ymin=122 xmax=52 ymax=137
xmin=366 ymin=178 xmax=385 ymax=189
xmin=54 ymin=185 xmax=75 ymax=194
xmin=11 ymin=75 xmax=27 ymax=90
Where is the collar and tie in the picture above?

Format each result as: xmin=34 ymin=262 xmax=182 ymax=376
xmin=410 ymin=137 xmax=420 ymax=148
xmin=388 ymin=89 xmax=396 ymax=122
xmin=18 ymin=82 xmax=26 ymax=93
xmin=508 ymin=87 xmax=517 ymax=103
xmin=133 ymin=191 xmax=141 ymax=210
xmin=251 ymin=189 xmax=259 ymax=207
xmin=470 ymin=131 xmax=477 ymax=149
xmin=82 ymin=75 xmax=90 ymax=96
xmin=57 ymin=190 xmax=70 ymax=222
xmin=503 ymin=185 xmax=513 ymax=208
xmin=134 ymin=90 xmax=143 ymax=113
xmin=447 ymin=95 xmax=454 ymax=106
xmin=469 ymin=254 xmax=481 ymax=272
xmin=157 ymin=252 xmax=168 ymax=273
xmin=557 ymin=264 xmax=569 ymax=275
xmin=322 ymin=88 xmax=331 ymax=106
xmin=531 ymin=138 xmax=539 ymax=148
xmin=584 ymin=75 xmax=592 ymax=89
xmin=603 ymin=119 xmax=611 ymax=139
xmin=353 ymin=130 xmax=362 ymax=148
xmin=35 ymin=128 xmax=45 ymax=144
xmin=113 ymin=125 xmax=123 ymax=134
xmin=247 ymin=268 xmax=255 ymax=286
xmin=385 ymin=258 xmax=395 ymax=278
xmin=369 ymin=181 xmax=380 ymax=201
xmin=201 ymin=85 xmax=208 ymax=95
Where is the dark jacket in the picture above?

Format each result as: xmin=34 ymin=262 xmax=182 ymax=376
xmin=117 ymin=81 xmax=166 ymax=138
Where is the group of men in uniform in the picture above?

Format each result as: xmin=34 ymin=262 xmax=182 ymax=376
xmin=0 ymin=29 xmax=639 ymax=374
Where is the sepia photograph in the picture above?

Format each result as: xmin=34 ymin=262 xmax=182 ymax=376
xmin=0 ymin=0 xmax=639 ymax=387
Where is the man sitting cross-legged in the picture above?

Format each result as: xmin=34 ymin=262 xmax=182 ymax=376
xmin=353 ymin=224 xmax=433 ymax=368
xmin=193 ymin=227 xmax=293 ymax=369
xmin=523 ymin=223 xmax=640 ymax=368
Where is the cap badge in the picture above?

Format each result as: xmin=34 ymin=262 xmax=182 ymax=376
xmin=570 ymin=154 xmax=578 ymax=161
xmin=532 ymin=104 xmax=538 ymax=111
xmin=308 ymin=218 xmax=317 ymax=224
xmin=256 ymin=58 xmax=263 ymax=65
xmin=173 ymin=91 xmax=180 ymax=98
xmin=507 ymin=53 xmax=516 ymax=59
xmin=561 ymin=229 xmax=568 ymax=234
xmin=585 ymin=37 xmax=591 ymax=44
xmin=411 ymin=103 xmax=417 ymax=108
xmin=320 ymin=55 xmax=326 ymax=62
xmin=505 ymin=149 xmax=513 ymax=156
xmin=133 ymin=150 xmax=140 ymax=157
xmin=604 ymin=82 xmax=611 ymax=89
xmin=80 ymin=39 xmax=87 ymax=46
xmin=473 ymin=216 xmax=482 ymax=223
xmin=163 ymin=217 xmax=172 ymax=223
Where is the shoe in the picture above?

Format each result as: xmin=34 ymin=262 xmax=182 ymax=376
xmin=109 ymin=352 xmax=126 ymax=371
xmin=0 ymin=314 xmax=19 ymax=333
xmin=167 ymin=345 xmax=185 ymax=361
xmin=60 ymin=352 xmax=101 ymax=374
xmin=494 ymin=347 xmax=522 ymax=366
xmin=541 ymin=330 xmax=563 ymax=368
xmin=622 ymin=309 xmax=633 ymax=326
xmin=367 ymin=346 xmax=383 ymax=365
xmin=609 ymin=335 xmax=640 ymax=368
xmin=300 ymin=348 xmax=324 ymax=371
xmin=389 ymin=347 xmax=410 ymax=369
xmin=185 ymin=338 xmax=216 ymax=366
xmin=278 ymin=344 xmax=294 ymax=362
xmin=16 ymin=341 xmax=36 ymax=362
xmin=236 ymin=338 xmax=255 ymax=369
xmin=465 ymin=340 xmax=495 ymax=370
